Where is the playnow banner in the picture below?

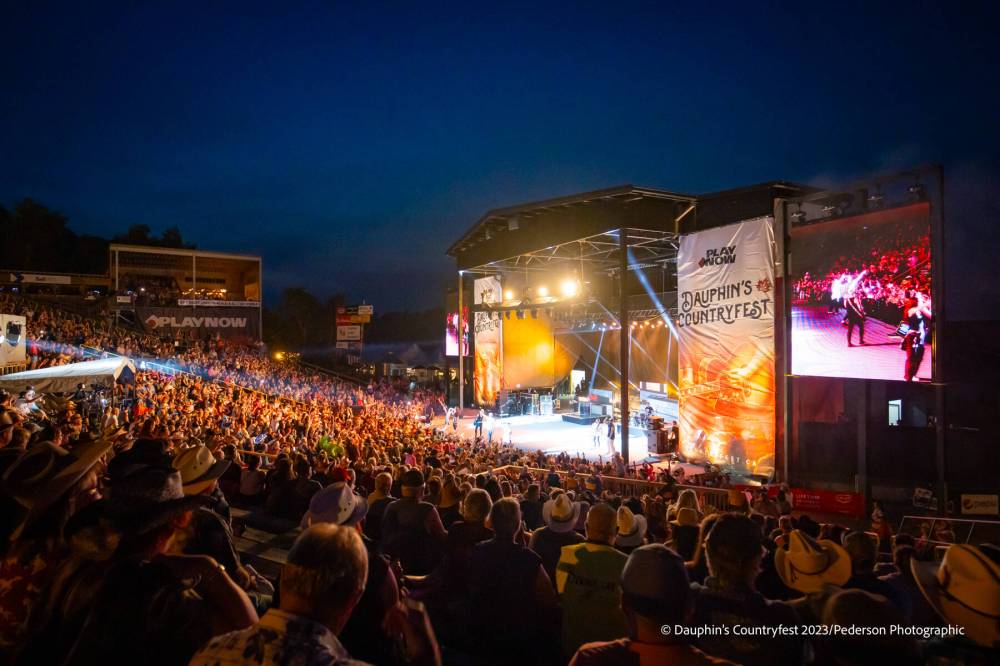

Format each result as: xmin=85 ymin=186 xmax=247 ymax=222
xmin=138 ymin=307 xmax=260 ymax=340
xmin=677 ymin=216 xmax=776 ymax=469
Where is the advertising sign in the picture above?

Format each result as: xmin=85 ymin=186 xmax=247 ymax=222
xmin=474 ymin=276 xmax=502 ymax=305
xmin=0 ymin=314 xmax=27 ymax=365
xmin=138 ymin=306 xmax=261 ymax=340
xmin=677 ymin=216 xmax=776 ymax=468
xmin=336 ymin=325 xmax=362 ymax=341
xmin=474 ymin=310 xmax=502 ymax=405
xmin=961 ymin=494 xmax=999 ymax=515
xmin=177 ymin=299 xmax=260 ymax=308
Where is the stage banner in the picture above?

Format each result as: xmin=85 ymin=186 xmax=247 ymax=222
xmin=473 ymin=276 xmax=501 ymax=305
xmin=474 ymin=310 xmax=502 ymax=405
xmin=677 ymin=216 xmax=776 ymax=469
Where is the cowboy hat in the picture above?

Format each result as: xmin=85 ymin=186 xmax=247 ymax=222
xmin=439 ymin=480 xmax=462 ymax=509
xmin=173 ymin=444 xmax=231 ymax=496
xmin=542 ymin=494 xmax=582 ymax=533
xmin=301 ymin=482 xmax=368 ymax=528
xmin=615 ymin=506 xmax=648 ymax=548
xmin=101 ymin=464 xmax=211 ymax=535
xmin=911 ymin=544 xmax=1000 ymax=648
xmin=670 ymin=507 xmax=700 ymax=528
xmin=3 ymin=438 xmax=113 ymax=540
xmin=775 ymin=530 xmax=851 ymax=594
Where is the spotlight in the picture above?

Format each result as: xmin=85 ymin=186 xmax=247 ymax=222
xmin=537 ymin=285 xmax=549 ymax=297
xmin=790 ymin=210 xmax=806 ymax=222
xmin=505 ymin=310 xmax=511 ymax=319
xmin=560 ymin=279 xmax=579 ymax=298
xmin=504 ymin=289 xmax=514 ymax=301
xmin=516 ymin=310 xmax=525 ymax=320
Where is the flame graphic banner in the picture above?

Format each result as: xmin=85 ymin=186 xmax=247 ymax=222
xmin=677 ymin=216 xmax=776 ymax=470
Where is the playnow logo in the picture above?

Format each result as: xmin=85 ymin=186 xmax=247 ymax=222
xmin=145 ymin=315 xmax=248 ymax=329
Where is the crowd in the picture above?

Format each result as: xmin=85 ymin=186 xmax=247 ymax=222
xmin=0 ymin=297 xmax=995 ymax=665
xmin=792 ymin=232 xmax=932 ymax=317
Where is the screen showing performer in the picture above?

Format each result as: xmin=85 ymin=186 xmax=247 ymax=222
xmin=445 ymin=307 xmax=469 ymax=356
xmin=790 ymin=202 xmax=933 ymax=382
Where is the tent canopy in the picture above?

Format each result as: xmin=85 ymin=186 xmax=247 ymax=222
xmin=0 ymin=357 xmax=136 ymax=394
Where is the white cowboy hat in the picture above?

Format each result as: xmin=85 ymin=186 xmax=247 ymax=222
xmin=172 ymin=445 xmax=230 ymax=496
xmin=542 ymin=494 xmax=581 ymax=533
xmin=301 ymin=482 xmax=368 ymax=528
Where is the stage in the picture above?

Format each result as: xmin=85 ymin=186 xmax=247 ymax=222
xmin=791 ymin=305 xmax=931 ymax=382
xmin=433 ymin=412 xmax=710 ymax=477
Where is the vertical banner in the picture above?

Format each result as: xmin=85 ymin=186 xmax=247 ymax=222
xmin=474 ymin=310 xmax=502 ymax=406
xmin=474 ymin=275 xmax=502 ymax=305
xmin=677 ymin=216 xmax=776 ymax=469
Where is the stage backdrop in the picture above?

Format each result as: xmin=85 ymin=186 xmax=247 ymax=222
xmin=474 ymin=310 xmax=502 ymax=405
xmin=503 ymin=311 xmax=573 ymax=390
xmin=677 ymin=216 xmax=776 ymax=467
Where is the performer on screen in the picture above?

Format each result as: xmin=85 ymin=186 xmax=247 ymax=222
xmin=846 ymin=289 xmax=866 ymax=347
xmin=902 ymin=294 xmax=931 ymax=381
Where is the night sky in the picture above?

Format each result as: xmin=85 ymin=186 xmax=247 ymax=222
xmin=3 ymin=2 xmax=998 ymax=317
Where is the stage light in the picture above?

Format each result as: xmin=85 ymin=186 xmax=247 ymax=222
xmin=504 ymin=289 xmax=514 ymax=301
xmin=505 ymin=310 xmax=511 ymax=319
xmin=537 ymin=285 xmax=549 ymax=297
xmin=516 ymin=310 xmax=525 ymax=319
xmin=560 ymin=279 xmax=579 ymax=298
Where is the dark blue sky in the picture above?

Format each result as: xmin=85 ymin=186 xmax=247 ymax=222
xmin=3 ymin=1 xmax=998 ymax=316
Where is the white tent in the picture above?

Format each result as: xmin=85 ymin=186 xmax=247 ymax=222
xmin=0 ymin=357 xmax=136 ymax=394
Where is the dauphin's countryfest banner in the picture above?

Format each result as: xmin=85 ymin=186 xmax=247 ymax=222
xmin=473 ymin=276 xmax=503 ymax=406
xmin=677 ymin=216 xmax=776 ymax=468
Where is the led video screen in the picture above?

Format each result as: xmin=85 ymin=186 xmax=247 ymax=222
xmin=790 ymin=202 xmax=933 ymax=382
xmin=445 ymin=307 xmax=469 ymax=356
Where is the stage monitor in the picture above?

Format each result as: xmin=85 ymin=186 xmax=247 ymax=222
xmin=790 ymin=202 xmax=933 ymax=382
xmin=445 ymin=307 xmax=469 ymax=356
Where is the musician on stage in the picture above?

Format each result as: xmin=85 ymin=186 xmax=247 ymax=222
xmin=667 ymin=420 xmax=679 ymax=453
xmin=606 ymin=416 xmax=616 ymax=456
xmin=902 ymin=293 xmax=931 ymax=381
xmin=592 ymin=417 xmax=603 ymax=449
xmin=846 ymin=289 xmax=866 ymax=347
xmin=473 ymin=409 xmax=484 ymax=439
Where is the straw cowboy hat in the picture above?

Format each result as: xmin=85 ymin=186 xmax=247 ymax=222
xmin=615 ymin=505 xmax=648 ymax=548
xmin=670 ymin=507 xmax=700 ymax=528
xmin=3 ymin=438 xmax=113 ymax=539
xmin=542 ymin=494 xmax=582 ymax=533
xmin=911 ymin=544 xmax=1000 ymax=648
xmin=302 ymin=482 xmax=368 ymax=528
xmin=173 ymin=444 xmax=231 ymax=496
xmin=775 ymin=530 xmax=852 ymax=594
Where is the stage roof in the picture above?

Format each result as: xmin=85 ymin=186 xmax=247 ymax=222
xmin=447 ymin=184 xmax=696 ymax=273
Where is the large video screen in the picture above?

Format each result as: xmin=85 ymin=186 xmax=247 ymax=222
xmin=445 ymin=307 xmax=469 ymax=356
xmin=790 ymin=202 xmax=933 ymax=382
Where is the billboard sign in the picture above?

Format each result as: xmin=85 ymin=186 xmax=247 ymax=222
xmin=336 ymin=325 xmax=362 ymax=341
xmin=677 ymin=216 xmax=776 ymax=468
xmin=137 ymin=306 xmax=261 ymax=340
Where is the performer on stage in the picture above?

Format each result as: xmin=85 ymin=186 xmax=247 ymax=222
xmin=485 ymin=411 xmax=496 ymax=443
xmin=606 ymin=416 xmax=616 ymax=456
xmin=846 ymin=289 xmax=866 ymax=347
xmin=667 ymin=420 xmax=679 ymax=453
xmin=592 ymin=417 xmax=603 ymax=449
xmin=473 ymin=409 xmax=484 ymax=439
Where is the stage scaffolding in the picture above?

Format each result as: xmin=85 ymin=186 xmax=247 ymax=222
xmin=449 ymin=185 xmax=697 ymax=464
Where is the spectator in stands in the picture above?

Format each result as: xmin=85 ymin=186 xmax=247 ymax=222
xmin=819 ymin=589 xmax=921 ymax=666
xmin=0 ymin=437 xmax=111 ymax=649
xmin=774 ymin=530 xmax=851 ymax=623
xmin=842 ymin=530 xmax=907 ymax=613
xmin=569 ymin=544 xmax=735 ymax=666
xmin=689 ymin=513 xmax=805 ymax=665
xmin=380 ymin=469 xmax=446 ymax=575
xmin=529 ymin=493 xmax=584 ymax=583
xmin=363 ymin=471 xmax=394 ymax=541
xmin=436 ymin=478 xmax=462 ymax=530
xmin=614 ymin=505 xmax=647 ymax=555
xmin=191 ymin=524 xmax=369 ymax=666
xmin=879 ymin=544 xmax=939 ymax=625
xmin=239 ymin=454 xmax=267 ymax=506
xmin=466 ymin=498 xmax=559 ymax=662
xmin=519 ymin=482 xmax=544 ymax=530
xmin=556 ymin=502 xmax=628 ymax=656
xmin=666 ymin=506 xmax=700 ymax=561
